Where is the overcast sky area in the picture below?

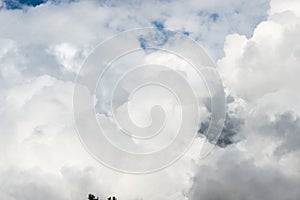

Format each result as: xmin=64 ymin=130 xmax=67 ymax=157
xmin=0 ymin=0 xmax=300 ymax=199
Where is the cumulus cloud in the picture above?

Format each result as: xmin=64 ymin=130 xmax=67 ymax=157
xmin=218 ymin=7 xmax=300 ymax=101
xmin=188 ymin=0 xmax=300 ymax=199
xmin=1 ymin=0 xmax=299 ymax=200
xmin=189 ymin=147 xmax=300 ymax=200
xmin=199 ymin=94 xmax=246 ymax=148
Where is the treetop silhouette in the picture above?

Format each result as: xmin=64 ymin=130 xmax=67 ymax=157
xmin=88 ymin=193 xmax=117 ymax=200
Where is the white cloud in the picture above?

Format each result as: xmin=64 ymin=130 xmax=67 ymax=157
xmin=2 ymin=0 xmax=299 ymax=200
xmin=218 ymin=8 xmax=300 ymax=102
xmin=188 ymin=0 xmax=300 ymax=199
xmin=269 ymin=0 xmax=300 ymax=17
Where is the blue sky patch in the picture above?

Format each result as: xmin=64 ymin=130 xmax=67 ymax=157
xmin=3 ymin=0 xmax=47 ymax=9
xmin=210 ymin=13 xmax=219 ymax=22
xmin=152 ymin=21 xmax=164 ymax=31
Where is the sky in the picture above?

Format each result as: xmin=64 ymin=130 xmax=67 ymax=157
xmin=0 ymin=0 xmax=300 ymax=199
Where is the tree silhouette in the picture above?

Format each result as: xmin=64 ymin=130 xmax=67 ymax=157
xmin=88 ymin=193 xmax=117 ymax=200
xmin=88 ymin=194 xmax=99 ymax=200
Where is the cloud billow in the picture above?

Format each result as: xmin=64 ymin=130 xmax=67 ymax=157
xmin=1 ymin=0 xmax=300 ymax=199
